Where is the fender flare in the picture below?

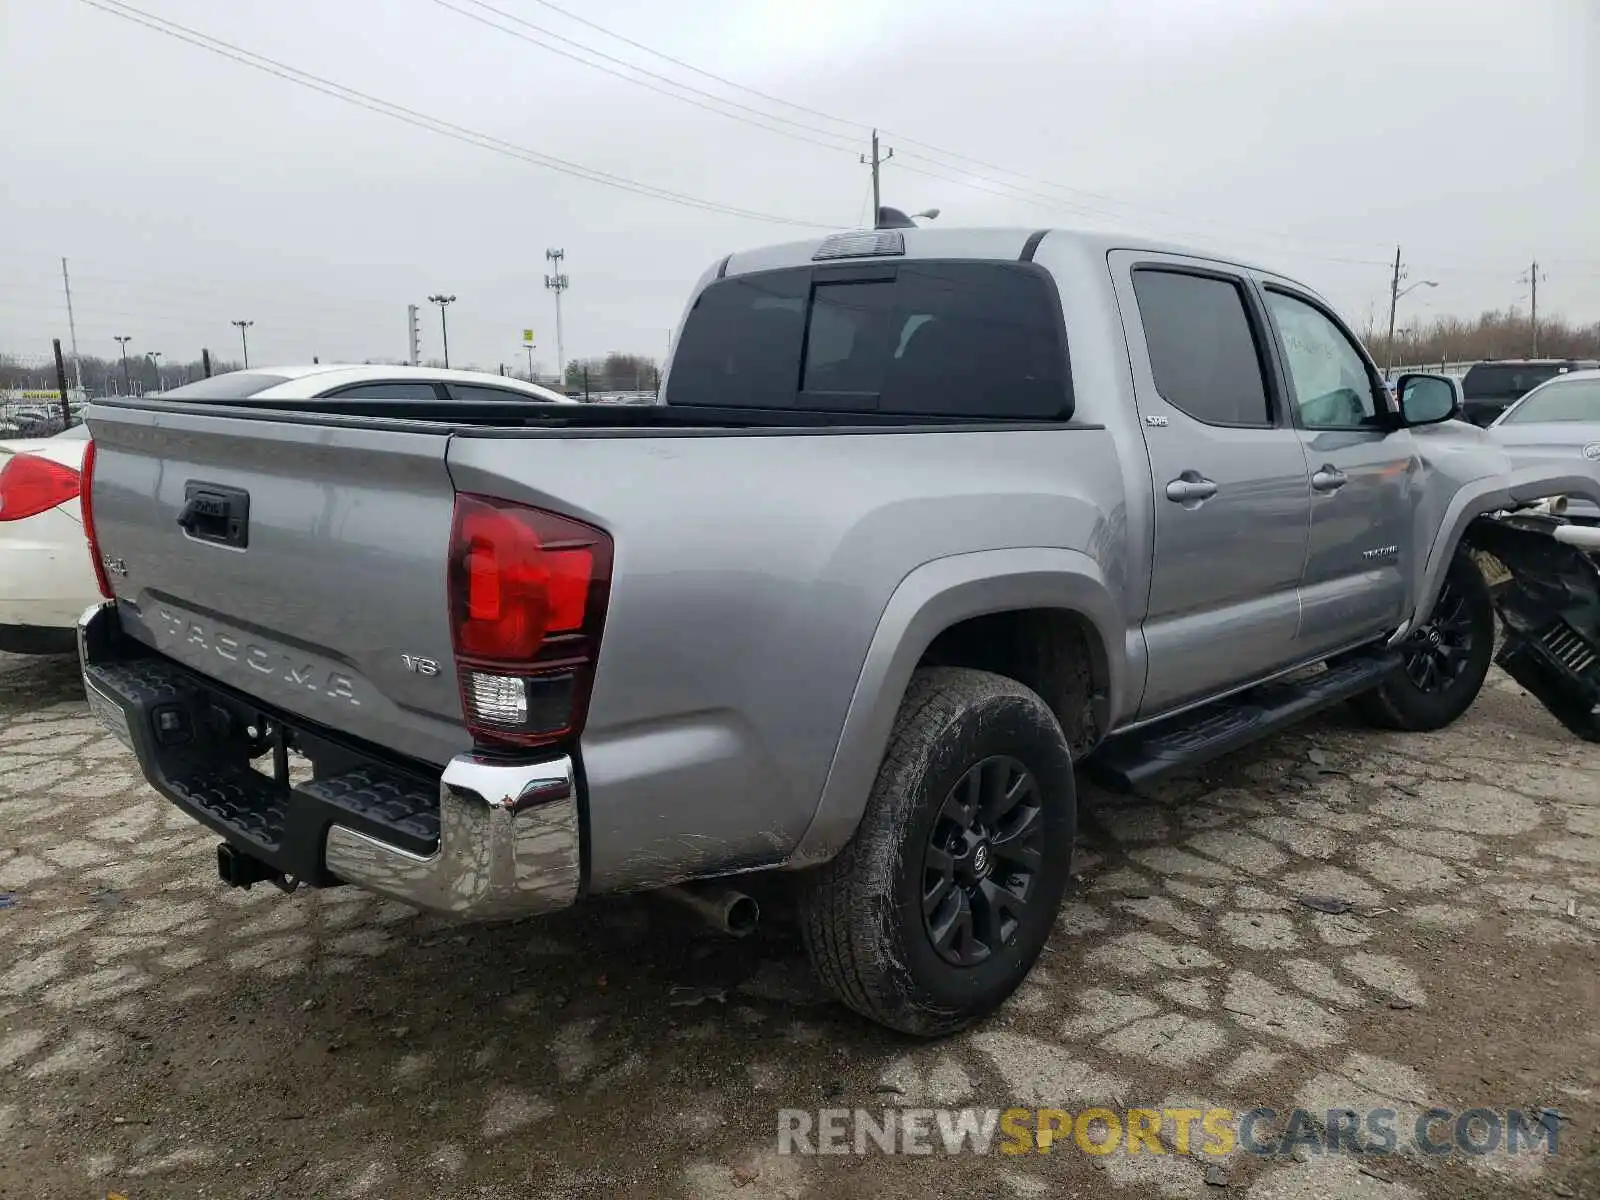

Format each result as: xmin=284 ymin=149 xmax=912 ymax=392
xmin=1401 ymin=466 xmax=1600 ymax=639
xmin=786 ymin=546 xmax=1124 ymax=866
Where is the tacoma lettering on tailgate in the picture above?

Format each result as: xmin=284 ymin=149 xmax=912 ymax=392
xmin=158 ymin=609 xmax=362 ymax=706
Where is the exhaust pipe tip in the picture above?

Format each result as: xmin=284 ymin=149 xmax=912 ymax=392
xmin=659 ymin=883 xmax=761 ymax=937
xmin=723 ymin=892 xmax=760 ymax=937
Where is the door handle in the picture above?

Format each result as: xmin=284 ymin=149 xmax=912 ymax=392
xmin=1310 ymin=466 xmax=1348 ymax=493
xmin=1165 ymin=473 xmax=1218 ymax=504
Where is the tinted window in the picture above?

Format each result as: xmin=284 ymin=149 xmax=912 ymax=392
xmin=667 ymin=272 xmax=808 ymax=409
xmin=1463 ymin=364 xmax=1566 ymax=399
xmin=1263 ymin=290 xmax=1379 ymax=429
xmin=156 ymin=372 xmax=291 ymax=399
xmin=1501 ymin=379 xmax=1600 ymax=424
xmin=666 ymin=262 xmax=1071 ymax=419
xmin=323 ymin=382 xmax=439 ymax=400
xmin=804 ymin=280 xmax=893 ymax=395
xmin=451 ymin=383 xmax=563 ymax=404
xmin=1132 ymin=270 xmax=1271 ymax=426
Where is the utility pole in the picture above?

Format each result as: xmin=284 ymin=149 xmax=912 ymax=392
xmin=231 ymin=319 xmax=253 ymax=368
xmin=428 ymin=294 xmax=456 ymax=367
xmin=544 ymin=249 xmax=568 ymax=384
xmin=1385 ymin=245 xmax=1405 ymax=377
xmin=407 ymin=304 xmax=421 ymax=366
xmin=114 ymin=335 xmax=133 ymax=392
xmin=1520 ymin=260 xmax=1546 ymax=355
xmin=861 ymin=129 xmax=894 ymax=228
xmin=60 ymin=258 xmax=83 ymax=393
xmin=147 ymin=351 xmax=162 ymax=392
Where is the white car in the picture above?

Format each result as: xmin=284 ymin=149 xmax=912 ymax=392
xmin=1 ymin=367 xmax=576 ymax=655
xmin=0 ymin=423 xmax=96 ymax=654
xmin=153 ymin=364 xmax=578 ymax=406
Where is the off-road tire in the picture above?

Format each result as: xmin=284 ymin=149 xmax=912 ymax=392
xmin=797 ymin=667 xmax=1076 ymax=1037
xmin=1351 ymin=553 xmax=1495 ymax=732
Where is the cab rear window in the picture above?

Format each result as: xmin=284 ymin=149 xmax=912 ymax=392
xmin=665 ymin=261 xmax=1072 ymax=420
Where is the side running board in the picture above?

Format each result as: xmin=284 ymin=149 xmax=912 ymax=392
xmin=1088 ymin=651 xmax=1402 ymax=794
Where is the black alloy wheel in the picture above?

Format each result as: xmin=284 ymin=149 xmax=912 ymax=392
xmin=922 ymin=754 xmax=1044 ymax=967
xmin=1401 ymin=575 xmax=1476 ymax=693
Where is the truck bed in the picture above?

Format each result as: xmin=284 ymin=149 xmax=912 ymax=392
xmin=85 ymin=395 xmax=1127 ymax=890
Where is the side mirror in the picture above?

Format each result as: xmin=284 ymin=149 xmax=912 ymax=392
xmin=1397 ymin=373 xmax=1460 ymax=426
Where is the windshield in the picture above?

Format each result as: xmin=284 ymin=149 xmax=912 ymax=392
xmin=1462 ymin=363 xmax=1566 ymax=398
xmin=1500 ymin=378 xmax=1600 ymax=424
xmin=155 ymin=372 xmax=292 ymax=400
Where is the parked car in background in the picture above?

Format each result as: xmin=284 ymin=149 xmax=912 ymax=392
xmin=0 ymin=423 xmax=95 ymax=653
xmin=1460 ymin=358 xmax=1599 ymax=426
xmin=1488 ymin=368 xmax=1600 ymax=523
xmin=152 ymin=364 xmax=579 ymax=406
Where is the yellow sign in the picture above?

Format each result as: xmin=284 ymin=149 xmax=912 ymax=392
xmin=522 ymin=329 xmax=535 ymax=344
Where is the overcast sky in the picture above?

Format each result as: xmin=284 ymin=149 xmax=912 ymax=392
xmin=2 ymin=0 xmax=1596 ymax=377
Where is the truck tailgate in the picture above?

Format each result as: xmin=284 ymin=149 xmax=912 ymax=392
xmin=87 ymin=405 xmax=468 ymax=766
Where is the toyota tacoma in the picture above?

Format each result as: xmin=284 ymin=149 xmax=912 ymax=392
xmin=77 ymin=226 xmax=1600 ymax=1035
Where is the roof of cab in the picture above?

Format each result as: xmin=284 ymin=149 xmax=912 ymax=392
xmin=720 ymin=226 xmax=1281 ymax=281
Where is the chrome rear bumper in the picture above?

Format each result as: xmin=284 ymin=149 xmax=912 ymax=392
xmin=79 ymin=600 xmax=581 ymax=920
xmin=323 ymin=754 xmax=581 ymax=919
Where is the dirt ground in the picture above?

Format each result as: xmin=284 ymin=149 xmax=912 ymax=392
xmin=1 ymin=647 xmax=1597 ymax=1200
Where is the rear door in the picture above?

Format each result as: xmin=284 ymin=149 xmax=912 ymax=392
xmin=87 ymin=401 xmax=468 ymax=767
xmin=1256 ymin=283 xmax=1415 ymax=657
xmin=1110 ymin=253 xmax=1313 ymax=717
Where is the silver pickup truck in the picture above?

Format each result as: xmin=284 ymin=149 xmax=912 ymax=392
xmin=77 ymin=227 xmax=1600 ymax=1036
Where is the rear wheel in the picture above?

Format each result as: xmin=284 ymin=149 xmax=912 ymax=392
xmin=797 ymin=667 xmax=1076 ymax=1037
xmin=1351 ymin=554 xmax=1495 ymax=731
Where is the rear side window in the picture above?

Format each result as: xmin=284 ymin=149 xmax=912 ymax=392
xmin=666 ymin=262 xmax=1071 ymax=419
xmin=156 ymin=372 xmax=291 ymax=399
xmin=1132 ymin=269 xmax=1272 ymax=426
xmin=451 ymin=384 xmax=559 ymax=404
xmin=323 ymin=382 xmax=440 ymax=400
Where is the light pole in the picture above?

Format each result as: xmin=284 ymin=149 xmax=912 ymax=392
xmin=147 ymin=351 xmax=162 ymax=392
xmin=231 ymin=319 xmax=253 ymax=368
xmin=113 ymin=336 xmax=132 ymax=392
xmin=428 ymin=294 xmax=456 ymax=367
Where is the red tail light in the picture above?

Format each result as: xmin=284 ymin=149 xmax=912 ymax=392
xmin=79 ymin=439 xmax=114 ymax=599
xmin=447 ymin=494 xmax=612 ymax=749
xmin=0 ymin=453 xmax=80 ymax=522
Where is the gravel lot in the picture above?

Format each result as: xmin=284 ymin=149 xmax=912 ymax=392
xmin=1 ymin=648 xmax=1597 ymax=1200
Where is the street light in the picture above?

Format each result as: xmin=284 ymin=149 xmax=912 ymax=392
xmin=113 ymin=336 xmax=132 ymax=392
xmin=231 ymin=319 xmax=254 ymax=369
xmin=1386 ymin=281 xmax=1439 ymax=375
xmin=912 ymin=208 xmax=941 ymax=221
xmin=147 ymin=351 xmax=162 ymax=393
xmin=428 ymin=294 xmax=456 ymax=368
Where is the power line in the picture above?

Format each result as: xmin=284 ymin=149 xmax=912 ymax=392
xmin=520 ymin=0 xmax=866 ymax=133
xmin=431 ymin=0 xmax=861 ymax=154
xmin=500 ymin=0 xmax=1403 ymax=257
xmin=75 ymin=0 xmax=834 ymax=231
